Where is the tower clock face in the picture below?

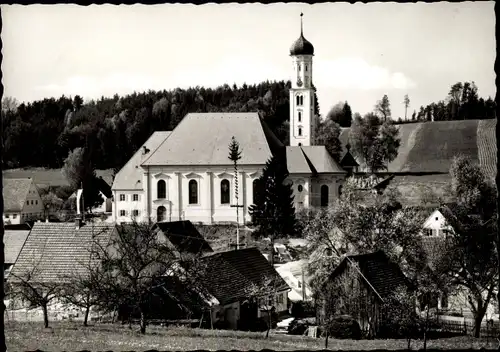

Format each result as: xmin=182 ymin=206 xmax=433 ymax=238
xmin=297 ymin=78 xmax=303 ymax=87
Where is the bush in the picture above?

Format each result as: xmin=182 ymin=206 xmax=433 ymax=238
xmin=327 ymin=315 xmax=362 ymax=340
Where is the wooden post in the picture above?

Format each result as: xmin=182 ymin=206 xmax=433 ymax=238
xmin=230 ymin=204 xmax=244 ymax=250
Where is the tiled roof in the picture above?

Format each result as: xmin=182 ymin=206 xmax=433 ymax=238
xmin=3 ymin=178 xmax=33 ymax=212
xmin=330 ymin=250 xmax=410 ymax=301
xmin=4 ymin=230 xmax=30 ymax=264
xmin=142 ymin=113 xmax=283 ymax=166
xmin=9 ymin=222 xmax=115 ymax=283
xmin=286 ymin=146 xmax=346 ymax=175
xmin=201 ymin=247 xmax=290 ymax=305
xmin=112 ymin=131 xmax=172 ymax=190
xmin=153 ymin=221 xmax=213 ymax=254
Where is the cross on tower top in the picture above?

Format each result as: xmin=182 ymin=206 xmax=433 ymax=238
xmin=300 ymin=13 xmax=304 ymax=35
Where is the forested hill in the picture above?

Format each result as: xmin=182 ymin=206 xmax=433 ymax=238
xmin=2 ymin=80 xmax=318 ymax=172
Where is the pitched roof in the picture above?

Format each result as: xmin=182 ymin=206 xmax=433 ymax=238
xmin=153 ymin=221 xmax=213 ymax=254
xmin=142 ymin=113 xmax=283 ymax=166
xmin=201 ymin=247 xmax=290 ymax=305
xmin=340 ymin=150 xmax=360 ymax=168
xmin=286 ymin=146 xmax=346 ymax=175
xmin=4 ymin=230 xmax=30 ymax=264
xmin=112 ymin=131 xmax=171 ymax=190
xmin=330 ymin=250 xmax=410 ymax=301
xmin=3 ymin=178 xmax=33 ymax=212
xmin=9 ymin=222 xmax=115 ymax=283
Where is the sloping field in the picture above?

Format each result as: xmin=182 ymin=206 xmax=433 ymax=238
xmin=389 ymin=174 xmax=454 ymax=207
xmin=340 ymin=120 xmax=496 ymax=174
xmin=477 ymin=119 xmax=497 ymax=180
xmin=2 ymin=168 xmax=114 ymax=188
xmin=403 ymin=120 xmax=480 ymax=173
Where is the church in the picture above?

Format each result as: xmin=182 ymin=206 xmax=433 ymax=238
xmin=111 ymin=16 xmax=358 ymax=225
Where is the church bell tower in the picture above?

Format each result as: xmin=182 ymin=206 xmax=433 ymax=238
xmin=289 ymin=13 xmax=315 ymax=147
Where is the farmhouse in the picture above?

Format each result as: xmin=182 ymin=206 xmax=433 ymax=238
xmin=319 ymin=250 xmax=411 ymax=336
xmin=2 ymin=178 xmax=44 ymax=225
xmin=200 ymin=247 xmax=290 ymax=330
xmin=111 ymin=17 xmax=349 ymax=225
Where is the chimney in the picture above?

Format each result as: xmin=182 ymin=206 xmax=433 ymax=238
xmin=75 ymin=215 xmax=82 ymax=230
xmin=142 ymin=146 xmax=150 ymax=155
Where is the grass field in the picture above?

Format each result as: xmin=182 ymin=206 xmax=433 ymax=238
xmin=5 ymin=321 xmax=499 ymax=351
xmin=2 ymin=168 xmax=114 ymax=188
xmin=339 ymin=119 xmax=496 ymax=174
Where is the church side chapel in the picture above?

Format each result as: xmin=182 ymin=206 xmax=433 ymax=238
xmin=111 ymin=14 xmax=360 ymax=225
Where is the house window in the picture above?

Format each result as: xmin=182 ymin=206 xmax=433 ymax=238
xmin=26 ymin=201 xmax=29 ymax=206
xmin=120 ymin=210 xmax=125 ymax=217
xmin=189 ymin=180 xmax=198 ymax=204
xmin=252 ymin=179 xmax=260 ymax=204
xmin=338 ymin=185 xmax=343 ymax=197
xmin=298 ymin=111 xmax=302 ymax=122
xmin=298 ymin=185 xmax=303 ymax=192
xmin=132 ymin=210 xmax=139 ymax=217
xmin=157 ymin=180 xmax=166 ymax=199
xmin=157 ymin=206 xmax=166 ymax=222
xmin=35 ymin=200 xmax=38 ymax=205
xmin=221 ymin=179 xmax=230 ymax=204
xmin=133 ymin=194 xmax=139 ymax=201
xmin=298 ymin=127 xmax=302 ymax=136
xmin=321 ymin=185 xmax=329 ymax=207
xmin=119 ymin=194 xmax=126 ymax=202
xmin=277 ymin=293 xmax=284 ymax=304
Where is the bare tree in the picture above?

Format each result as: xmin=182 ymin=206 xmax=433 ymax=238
xmin=8 ymin=240 xmax=62 ymax=329
xmin=244 ymin=276 xmax=281 ymax=339
xmin=87 ymin=221 xmax=207 ymax=334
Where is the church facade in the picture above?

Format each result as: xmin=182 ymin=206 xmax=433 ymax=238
xmin=111 ymin=16 xmax=353 ymax=225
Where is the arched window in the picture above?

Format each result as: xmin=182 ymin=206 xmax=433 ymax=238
xmin=221 ymin=179 xmax=230 ymax=204
xmin=188 ymin=180 xmax=198 ymax=204
xmin=296 ymin=95 xmax=300 ymax=106
xmin=157 ymin=180 xmax=166 ymax=199
xmin=252 ymin=179 xmax=259 ymax=204
xmin=298 ymin=127 xmax=302 ymax=136
xmin=298 ymin=111 xmax=302 ymax=122
xmin=297 ymin=63 xmax=301 ymax=72
xmin=298 ymin=185 xmax=303 ymax=192
xmin=300 ymin=96 xmax=304 ymax=105
xmin=338 ymin=185 xmax=343 ymax=197
xmin=157 ymin=206 xmax=166 ymax=222
xmin=321 ymin=185 xmax=329 ymax=207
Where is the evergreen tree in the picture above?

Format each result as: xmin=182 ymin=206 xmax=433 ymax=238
xmin=249 ymin=155 xmax=296 ymax=241
xmin=341 ymin=101 xmax=353 ymax=127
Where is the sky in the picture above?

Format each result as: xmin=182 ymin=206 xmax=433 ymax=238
xmin=1 ymin=2 xmax=496 ymax=120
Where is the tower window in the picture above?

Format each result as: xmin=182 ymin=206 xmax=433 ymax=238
xmin=297 ymin=63 xmax=301 ymax=72
xmin=298 ymin=185 xmax=303 ymax=192
xmin=305 ymin=64 xmax=308 ymax=71
xmin=298 ymin=127 xmax=302 ymax=136
xmin=300 ymin=96 xmax=304 ymax=105
xmin=298 ymin=111 xmax=302 ymax=122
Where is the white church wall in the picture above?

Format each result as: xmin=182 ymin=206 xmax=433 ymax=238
xmin=141 ymin=165 xmax=264 ymax=225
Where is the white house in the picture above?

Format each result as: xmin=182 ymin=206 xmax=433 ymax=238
xmin=3 ymin=178 xmax=44 ymax=225
xmin=421 ymin=207 xmax=455 ymax=237
xmin=111 ymin=16 xmax=349 ymax=225
xmin=275 ymin=259 xmax=313 ymax=302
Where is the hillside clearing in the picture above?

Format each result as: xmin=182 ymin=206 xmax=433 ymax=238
xmin=477 ymin=119 xmax=497 ymax=180
xmin=5 ymin=321 xmax=497 ymax=351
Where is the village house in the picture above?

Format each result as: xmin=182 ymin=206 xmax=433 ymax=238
xmin=3 ymin=178 xmax=44 ymax=225
xmin=111 ymin=18 xmax=351 ymax=225
xmin=199 ymin=247 xmax=290 ymax=330
xmin=275 ymin=259 xmax=313 ymax=302
xmin=318 ymin=250 xmax=411 ymax=336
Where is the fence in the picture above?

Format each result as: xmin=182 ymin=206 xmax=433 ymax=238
xmin=434 ymin=315 xmax=500 ymax=338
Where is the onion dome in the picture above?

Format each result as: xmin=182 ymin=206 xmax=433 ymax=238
xmin=290 ymin=13 xmax=315 ymax=56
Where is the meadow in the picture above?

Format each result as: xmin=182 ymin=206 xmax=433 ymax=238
xmin=5 ymin=321 xmax=500 ymax=351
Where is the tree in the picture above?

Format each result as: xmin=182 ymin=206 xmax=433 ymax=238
xmin=248 ymin=155 xmax=296 ymax=265
xmin=1 ymin=96 xmax=19 ymax=114
xmin=325 ymin=101 xmax=352 ymax=128
xmin=341 ymin=102 xmax=353 ymax=127
xmin=349 ymin=113 xmax=401 ymax=172
xmin=375 ymin=95 xmax=391 ymax=121
xmin=62 ymin=147 xmax=104 ymax=212
xmin=403 ymin=95 xmax=410 ymax=121
xmin=41 ymin=192 xmax=64 ymax=219
xmin=314 ymin=119 xmax=342 ymax=162
xmin=87 ymin=221 xmax=206 ymax=334
xmin=437 ymin=156 xmax=498 ymax=337
xmin=411 ymin=110 xmax=416 ymax=122
xmin=228 ymin=136 xmax=243 ymax=248
xmin=8 ymin=240 xmax=62 ymax=329
xmin=244 ymin=276 xmax=281 ymax=338
xmin=73 ymin=95 xmax=84 ymax=112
